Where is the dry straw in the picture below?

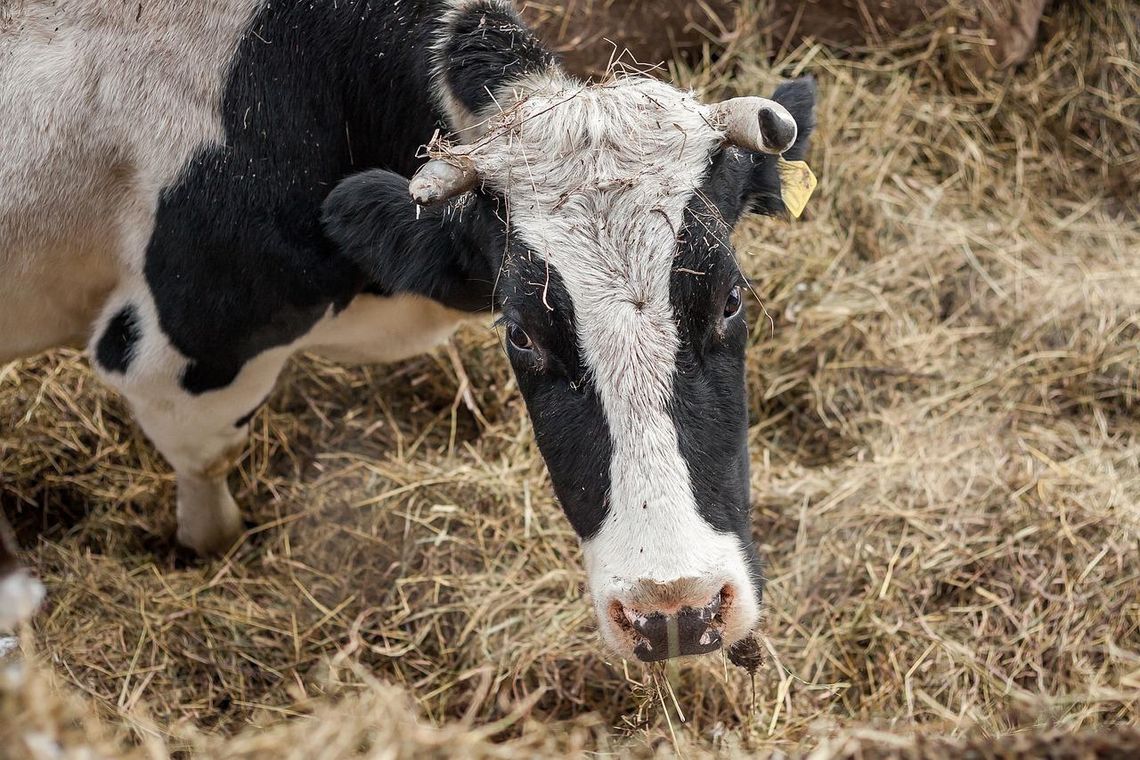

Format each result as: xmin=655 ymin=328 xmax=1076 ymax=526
xmin=2 ymin=0 xmax=1138 ymax=757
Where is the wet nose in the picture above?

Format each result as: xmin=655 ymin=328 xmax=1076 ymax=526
xmin=610 ymin=585 xmax=728 ymax=662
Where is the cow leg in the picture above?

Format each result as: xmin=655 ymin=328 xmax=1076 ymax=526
xmin=105 ymin=350 xmax=290 ymax=555
xmin=91 ymin=291 xmax=292 ymax=555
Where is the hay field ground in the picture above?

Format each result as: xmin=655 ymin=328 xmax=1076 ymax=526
xmin=2 ymin=1 xmax=1138 ymax=757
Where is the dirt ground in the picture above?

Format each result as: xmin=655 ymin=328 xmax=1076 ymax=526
xmin=2 ymin=1 xmax=1138 ymax=757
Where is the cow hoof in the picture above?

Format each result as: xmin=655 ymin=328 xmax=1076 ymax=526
xmin=176 ymin=516 xmax=243 ymax=556
xmin=175 ymin=479 xmax=244 ymax=556
xmin=0 ymin=569 xmax=45 ymax=631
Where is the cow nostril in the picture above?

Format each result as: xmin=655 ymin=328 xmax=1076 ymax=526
xmin=700 ymin=589 xmax=724 ymax=623
xmin=608 ymin=599 xmax=643 ymax=638
xmin=715 ymin=584 xmax=735 ymax=626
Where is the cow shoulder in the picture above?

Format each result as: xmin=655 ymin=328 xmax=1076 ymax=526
xmin=142 ymin=2 xmax=443 ymax=394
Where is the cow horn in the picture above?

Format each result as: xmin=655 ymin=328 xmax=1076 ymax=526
xmin=710 ymin=97 xmax=798 ymax=155
xmin=408 ymin=156 xmax=478 ymax=205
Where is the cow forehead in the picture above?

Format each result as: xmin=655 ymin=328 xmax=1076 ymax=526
xmin=474 ymin=75 xmax=722 ymax=219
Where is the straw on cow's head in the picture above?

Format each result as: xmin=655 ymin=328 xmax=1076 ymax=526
xmin=409 ymin=93 xmax=799 ymax=205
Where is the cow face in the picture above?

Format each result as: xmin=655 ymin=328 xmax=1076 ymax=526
xmin=457 ymin=76 xmax=794 ymax=661
xmin=322 ymin=0 xmax=815 ymax=662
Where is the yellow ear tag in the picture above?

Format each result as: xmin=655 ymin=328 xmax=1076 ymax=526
xmin=777 ymin=158 xmax=817 ymax=219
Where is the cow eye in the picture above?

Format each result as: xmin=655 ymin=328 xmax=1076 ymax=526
xmin=507 ymin=323 xmax=534 ymax=352
xmin=723 ymin=286 xmax=743 ymax=320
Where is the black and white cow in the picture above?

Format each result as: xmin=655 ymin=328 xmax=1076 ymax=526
xmin=0 ymin=0 xmax=815 ymax=661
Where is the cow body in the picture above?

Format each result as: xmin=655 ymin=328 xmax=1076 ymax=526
xmin=0 ymin=0 xmax=816 ymax=663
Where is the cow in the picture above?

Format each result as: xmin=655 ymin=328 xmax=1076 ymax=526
xmin=0 ymin=0 xmax=815 ymax=662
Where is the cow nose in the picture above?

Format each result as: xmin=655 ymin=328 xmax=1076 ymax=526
xmin=608 ymin=584 xmax=729 ymax=662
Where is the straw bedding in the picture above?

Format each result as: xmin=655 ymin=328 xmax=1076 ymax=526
xmin=1 ymin=0 xmax=1137 ymax=756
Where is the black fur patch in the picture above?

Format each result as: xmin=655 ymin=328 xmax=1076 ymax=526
xmin=94 ymin=305 xmax=141 ymax=374
xmin=438 ymin=0 xmax=557 ymax=119
xmin=498 ymin=252 xmax=612 ymax=540
xmin=143 ymin=1 xmax=464 ymax=395
xmin=668 ymin=180 xmax=763 ymax=592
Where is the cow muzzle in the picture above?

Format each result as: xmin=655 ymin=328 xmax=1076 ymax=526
xmin=601 ymin=578 xmax=755 ymax=662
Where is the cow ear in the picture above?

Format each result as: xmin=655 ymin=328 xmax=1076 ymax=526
xmin=321 ymin=170 xmax=497 ymax=312
xmin=434 ymin=0 xmax=559 ymax=135
xmin=743 ymin=76 xmax=817 ymax=216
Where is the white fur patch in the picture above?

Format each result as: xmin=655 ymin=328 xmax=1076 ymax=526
xmin=458 ymin=74 xmax=759 ymax=650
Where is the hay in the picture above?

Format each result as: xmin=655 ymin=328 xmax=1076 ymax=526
xmin=762 ymin=0 xmax=1049 ymax=75
xmin=2 ymin=0 xmax=1138 ymax=756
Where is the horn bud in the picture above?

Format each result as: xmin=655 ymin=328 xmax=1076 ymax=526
xmin=710 ymin=97 xmax=798 ymax=155
xmin=408 ymin=156 xmax=478 ymax=205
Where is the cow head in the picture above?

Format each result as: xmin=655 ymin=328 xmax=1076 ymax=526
xmin=323 ymin=0 xmax=816 ymax=662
